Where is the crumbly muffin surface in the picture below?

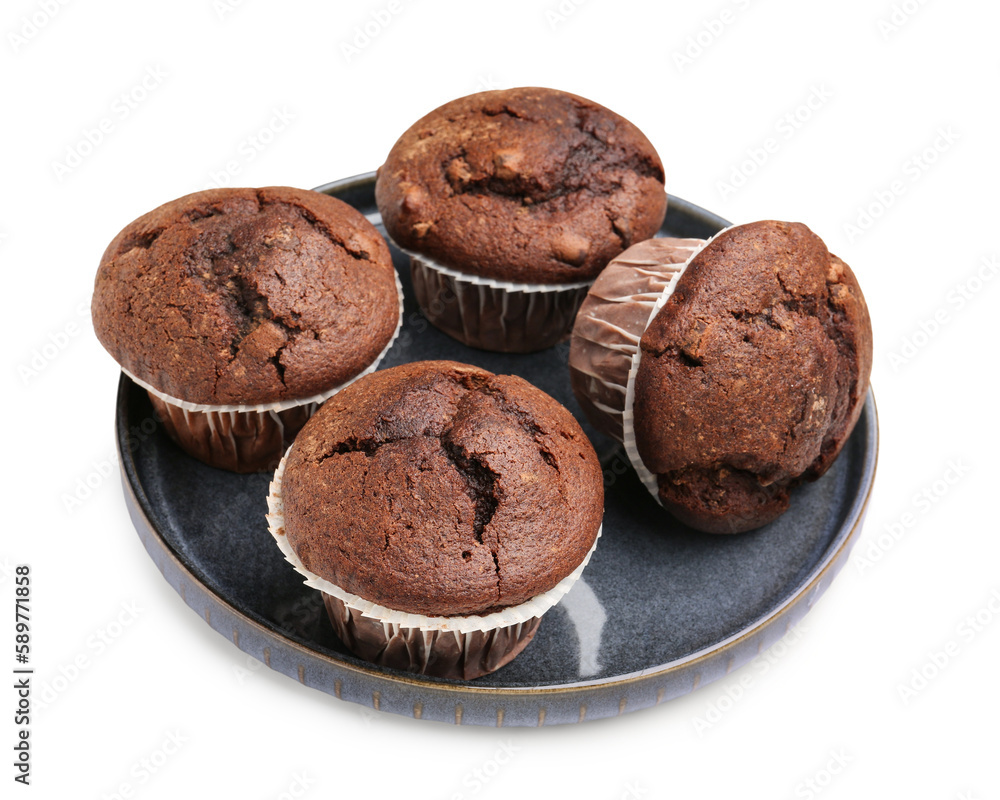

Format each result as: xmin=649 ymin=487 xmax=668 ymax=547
xmin=282 ymin=361 xmax=604 ymax=616
xmin=376 ymin=87 xmax=667 ymax=284
xmin=634 ymin=221 xmax=873 ymax=533
xmin=93 ymin=186 xmax=399 ymax=404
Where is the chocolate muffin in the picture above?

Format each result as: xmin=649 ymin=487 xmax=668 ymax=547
xmin=269 ymin=360 xmax=604 ymax=678
xmin=375 ymin=87 xmax=667 ymax=351
xmin=570 ymin=221 xmax=872 ymax=534
xmin=92 ymin=186 xmax=402 ymax=471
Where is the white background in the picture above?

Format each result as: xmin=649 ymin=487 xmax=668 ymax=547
xmin=4 ymin=0 xmax=998 ymax=797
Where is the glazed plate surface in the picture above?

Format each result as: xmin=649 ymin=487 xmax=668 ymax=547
xmin=117 ymin=172 xmax=878 ymax=726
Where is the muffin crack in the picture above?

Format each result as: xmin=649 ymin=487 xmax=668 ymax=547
xmin=774 ymin=268 xmax=798 ymax=299
xmin=439 ymin=436 xmax=499 ymax=546
xmin=313 ymin=435 xmax=404 ymax=464
xmin=444 ymin=148 xmax=657 ymax=209
xmin=118 ymin=226 xmax=165 ymax=253
xmin=481 ymin=103 xmax=527 ymax=121
xmin=227 ymin=268 xmax=295 ymax=386
xmin=675 ymin=346 xmax=704 ymax=368
xmin=449 ymin=374 xmax=566 ymax=477
xmin=728 ymin=307 xmax=786 ymax=333
xmin=195 ymin=229 xmax=311 ymax=390
xmin=606 ymin=210 xmax=630 ymax=249
xmin=438 ymin=432 xmax=503 ymax=603
xmin=571 ymin=105 xmax=665 ymax=180
xmin=193 ymin=232 xmax=277 ymax=356
xmin=279 ymin=200 xmax=372 ymax=262
xmin=183 ymin=204 xmax=228 ymax=224
xmin=781 ymin=389 xmax=819 ymax=460
xmin=775 ymin=264 xmax=858 ymax=474
xmin=440 ymin=110 xmax=661 ymax=210
xmin=823 ymin=271 xmax=858 ymax=377
xmin=808 ymin=283 xmax=858 ymax=476
xmin=475 ymin=383 xmax=560 ymax=472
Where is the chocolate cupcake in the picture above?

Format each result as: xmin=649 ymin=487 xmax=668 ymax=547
xmin=376 ymin=87 xmax=667 ymax=352
xmin=266 ymin=360 xmax=604 ymax=679
xmin=92 ymin=186 xmax=403 ymax=472
xmin=570 ymin=222 xmax=873 ymax=533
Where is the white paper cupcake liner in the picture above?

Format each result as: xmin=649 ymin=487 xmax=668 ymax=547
xmin=266 ymin=449 xmax=602 ymax=635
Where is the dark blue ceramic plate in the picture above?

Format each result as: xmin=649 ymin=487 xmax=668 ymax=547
xmin=117 ymin=173 xmax=878 ymax=727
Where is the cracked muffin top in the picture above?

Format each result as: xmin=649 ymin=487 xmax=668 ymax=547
xmin=375 ymin=87 xmax=667 ymax=284
xmin=280 ymin=360 xmax=604 ymax=617
xmin=92 ymin=186 xmax=400 ymax=405
xmin=632 ymin=221 xmax=873 ymax=533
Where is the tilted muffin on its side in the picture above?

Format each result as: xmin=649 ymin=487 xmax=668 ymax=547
xmin=376 ymin=87 xmax=667 ymax=352
xmin=570 ymin=221 xmax=872 ymax=533
xmin=267 ymin=360 xmax=604 ymax=679
xmin=92 ymin=186 xmax=402 ymax=472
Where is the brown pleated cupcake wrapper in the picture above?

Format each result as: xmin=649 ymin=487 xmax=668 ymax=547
xmin=568 ymin=228 xmax=738 ymax=501
xmin=145 ymin=396 xmax=319 ymax=473
xmin=122 ymin=271 xmax=405 ymax=472
xmin=405 ymin=248 xmax=592 ymax=353
xmin=266 ymin=449 xmax=601 ymax=677
xmin=322 ymin=594 xmax=541 ymax=681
